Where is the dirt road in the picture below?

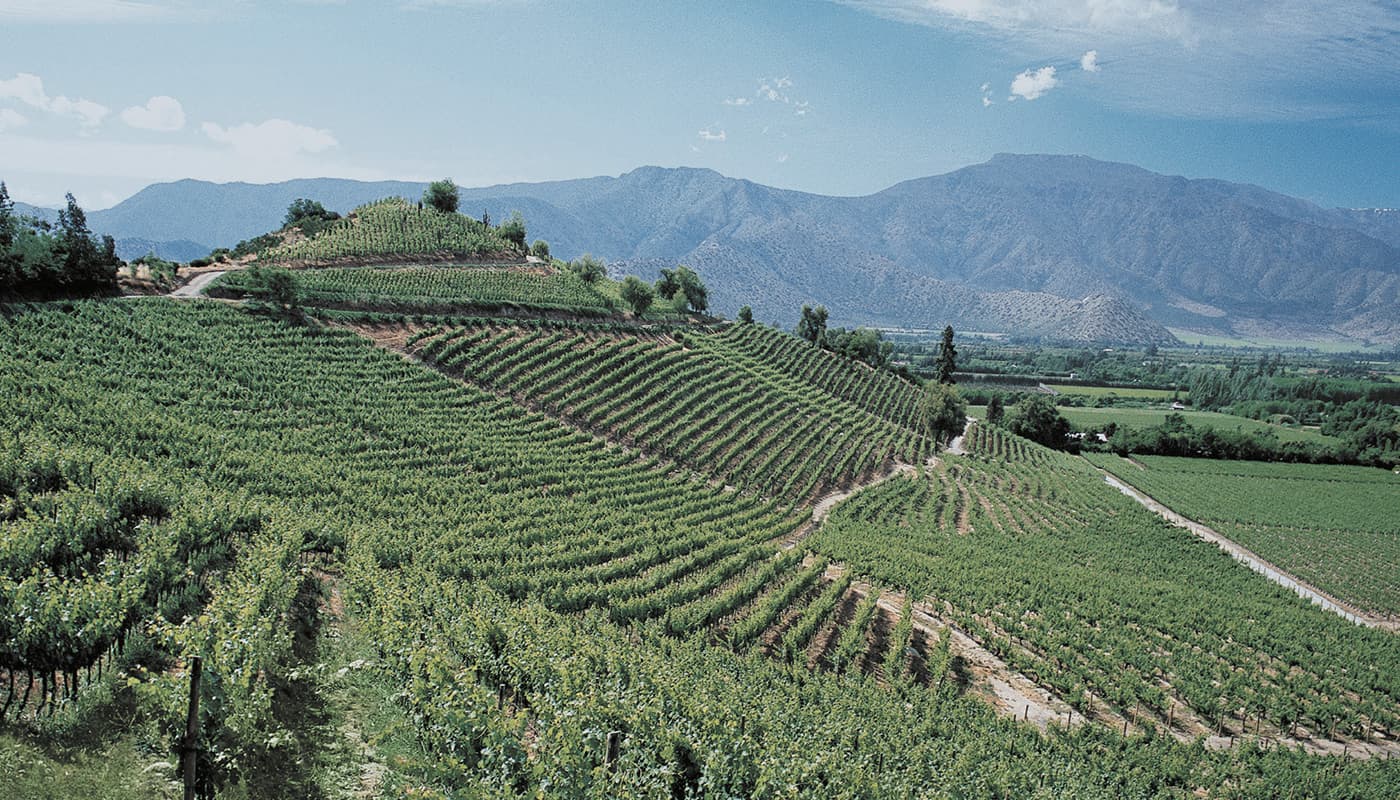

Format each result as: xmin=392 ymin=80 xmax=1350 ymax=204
xmin=170 ymin=270 xmax=226 ymax=298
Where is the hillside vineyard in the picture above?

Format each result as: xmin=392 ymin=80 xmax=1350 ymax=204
xmin=4 ymin=299 xmax=1399 ymax=797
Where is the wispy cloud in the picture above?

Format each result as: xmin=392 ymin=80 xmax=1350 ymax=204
xmin=841 ymin=1 xmax=1400 ymax=121
xmin=1009 ymin=66 xmax=1058 ymax=100
xmin=0 ymin=109 xmax=28 ymax=132
xmin=121 ymin=95 xmax=185 ymax=131
xmin=0 ymin=0 xmax=190 ymax=22
xmin=697 ymin=126 xmax=727 ymax=142
xmin=0 ymin=72 xmax=109 ymax=129
xmin=723 ymin=97 xmax=752 ymax=106
xmin=202 ymin=119 xmax=339 ymax=159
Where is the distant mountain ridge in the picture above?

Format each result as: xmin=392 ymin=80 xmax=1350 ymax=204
xmin=16 ymin=156 xmax=1400 ymax=344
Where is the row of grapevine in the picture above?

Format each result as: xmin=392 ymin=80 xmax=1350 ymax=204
xmin=257 ymin=198 xmax=517 ymax=264
xmin=215 ymin=264 xmax=618 ymax=315
xmin=1085 ymin=452 xmax=1400 ymax=618
xmin=809 ymin=422 xmax=1400 ymax=744
xmin=411 ymin=321 xmax=933 ymax=505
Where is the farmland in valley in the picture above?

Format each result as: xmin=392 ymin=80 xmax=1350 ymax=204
xmin=1085 ymin=453 xmax=1400 ymax=619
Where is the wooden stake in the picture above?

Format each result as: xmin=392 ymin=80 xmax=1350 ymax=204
xmin=182 ymin=657 xmax=202 ymax=800
xmin=604 ymin=730 xmax=621 ymax=770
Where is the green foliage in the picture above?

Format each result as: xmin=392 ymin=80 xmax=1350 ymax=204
xmin=567 ymin=253 xmax=606 ymax=284
xmin=409 ymin=319 xmax=935 ymax=503
xmin=655 ymin=266 xmax=708 ymax=313
xmin=498 ymin=211 xmax=527 ymax=249
xmin=618 ymin=274 xmax=654 ymax=315
xmin=811 ymin=423 xmax=1400 ymax=746
xmin=1007 ymin=394 xmax=1070 ymax=448
xmin=283 ymin=198 xmax=340 ymax=231
xmin=826 ymin=326 xmax=894 ymax=368
xmin=920 ymin=382 xmax=967 ymax=443
xmin=985 ymin=393 xmax=1005 ymax=426
xmin=530 ymin=239 xmax=550 ymax=259
xmin=1087 ymin=453 xmax=1400 ymax=616
xmin=796 ymin=304 xmax=827 ymax=346
xmin=423 ymin=178 xmax=460 ymax=214
xmin=256 ymin=198 xmax=514 ymax=264
xmin=0 ymin=188 xmax=120 ymax=299
xmin=937 ymin=325 xmax=957 ymax=384
xmin=737 ymin=305 xmax=753 ymax=324
xmin=215 ymin=265 xmax=615 ymax=315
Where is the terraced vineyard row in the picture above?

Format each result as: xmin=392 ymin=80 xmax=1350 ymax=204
xmin=1085 ymin=453 xmax=1400 ymax=618
xmin=4 ymin=301 xmax=1396 ymax=795
xmin=257 ymin=197 xmax=517 ymax=264
xmin=409 ymin=322 xmax=935 ymax=504
xmin=216 ymin=264 xmax=617 ymax=314
xmin=810 ymin=423 xmax=1400 ymax=746
xmin=710 ymin=323 xmax=927 ymax=432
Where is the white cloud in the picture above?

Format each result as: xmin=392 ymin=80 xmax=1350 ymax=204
xmin=980 ymin=82 xmax=994 ymax=106
xmin=0 ymin=109 xmax=28 ymax=132
xmin=842 ymin=1 xmax=1193 ymax=42
xmin=0 ymin=72 xmax=109 ymax=128
xmin=794 ymin=100 xmax=811 ymax=116
xmin=723 ymin=97 xmax=752 ymax=106
xmin=0 ymin=1 xmax=177 ymax=23
xmin=777 ymin=153 xmax=789 ymax=163
xmin=1009 ymin=65 xmax=1058 ymax=100
xmin=697 ymin=126 xmax=727 ymax=142
xmin=202 ymin=118 xmax=338 ymax=159
xmin=1080 ymin=49 xmax=1100 ymax=72
xmin=775 ymin=76 xmax=793 ymax=89
xmin=121 ymin=95 xmax=185 ymax=131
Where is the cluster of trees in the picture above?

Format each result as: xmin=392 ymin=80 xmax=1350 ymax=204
xmin=615 ymin=264 xmax=709 ymax=316
xmin=423 ymin=179 xmax=527 ymax=249
xmin=795 ymin=304 xmax=906 ymax=371
xmin=0 ymin=184 xmax=122 ymax=299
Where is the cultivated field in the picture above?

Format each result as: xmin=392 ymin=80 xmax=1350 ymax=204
xmin=1085 ymin=453 xmax=1400 ymax=619
xmin=3 ymin=299 xmax=1398 ymax=797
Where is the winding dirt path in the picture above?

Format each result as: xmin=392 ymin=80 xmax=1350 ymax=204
xmin=943 ymin=416 xmax=976 ymax=457
xmin=170 ymin=270 xmax=227 ymax=298
xmin=1096 ymin=467 xmax=1398 ymax=632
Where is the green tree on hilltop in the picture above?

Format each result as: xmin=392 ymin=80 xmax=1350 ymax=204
xmin=921 ymin=382 xmax=967 ymax=443
xmin=424 ymin=179 xmax=460 ymax=214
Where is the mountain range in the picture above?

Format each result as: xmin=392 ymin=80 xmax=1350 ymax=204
xmin=13 ymin=154 xmax=1400 ymax=345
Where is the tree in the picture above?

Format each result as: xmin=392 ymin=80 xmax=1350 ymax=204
xmin=283 ymin=198 xmax=338 ymax=229
xmin=423 ymin=179 xmax=459 ymax=214
xmin=568 ymin=254 xmax=606 ymax=283
xmin=737 ymin=305 xmax=753 ymax=324
xmin=0 ymin=182 xmax=14 ymax=250
xmin=921 ymin=382 xmax=967 ymax=443
xmin=654 ymin=265 xmax=707 ymax=312
xmin=499 ymin=211 xmax=527 ymax=249
xmin=985 ymin=393 xmax=1005 ymax=426
xmin=936 ymin=325 xmax=958 ymax=384
xmin=796 ymin=305 xmax=828 ymax=346
xmin=530 ymin=240 xmax=551 ymax=260
xmin=1007 ymin=395 xmax=1071 ymax=449
xmin=620 ymin=275 xmax=654 ymax=315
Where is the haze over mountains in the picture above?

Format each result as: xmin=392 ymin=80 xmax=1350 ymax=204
xmin=18 ymin=154 xmax=1400 ymax=345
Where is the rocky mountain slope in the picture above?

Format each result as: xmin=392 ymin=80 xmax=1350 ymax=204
xmin=18 ymin=156 xmax=1399 ymax=344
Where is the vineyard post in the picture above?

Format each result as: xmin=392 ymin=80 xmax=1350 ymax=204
xmin=182 ymin=656 xmax=202 ymax=800
xmin=604 ymin=730 xmax=621 ymax=770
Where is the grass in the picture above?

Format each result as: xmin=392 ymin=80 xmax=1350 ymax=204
xmin=968 ymin=404 xmax=1333 ymax=445
xmin=1057 ymin=405 xmax=1338 ymax=444
xmin=1167 ymin=328 xmax=1391 ymax=354
xmin=0 ymin=734 xmax=178 ymax=800
xmin=1044 ymin=384 xmax=1181 ymax=400
xmin=1088 ymin=453 xmax=1400 ymax=617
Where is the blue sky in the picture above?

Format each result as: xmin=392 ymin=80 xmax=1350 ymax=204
xmin=1 ymin=0 xmax=1398 ymax=210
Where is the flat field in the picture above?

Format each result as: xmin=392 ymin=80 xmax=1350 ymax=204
xmin=1085 ymin=453 xmax=1400 ymax=618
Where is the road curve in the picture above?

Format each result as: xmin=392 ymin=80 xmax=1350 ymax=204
xmin=171 ymin=270 xmax=227 ymax=298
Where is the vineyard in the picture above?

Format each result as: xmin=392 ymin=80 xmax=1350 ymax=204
xmin=809 ymin=424 xmax=1400 ymax=748
xmin=407 ymin=319 xmax=933 ymax=504
xmin=255 ymin=197 xmax=519 ymax=264
xmin=1 ymin=300 xmax=1397 ymax=797
xmin=214 ymin=264 xmax=618 ymax=315
xmin=1085 ymin=453 xmax=1400 ymax=618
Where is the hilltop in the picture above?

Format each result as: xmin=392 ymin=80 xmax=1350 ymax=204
xmin=19 ymin=155 xmax=1400 ymax=345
